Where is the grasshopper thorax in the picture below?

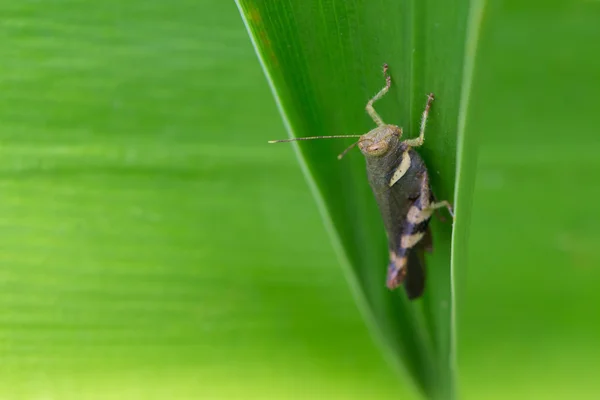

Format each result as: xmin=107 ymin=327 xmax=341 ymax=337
xmin=358 ymin=125 xmax=403 ymax=157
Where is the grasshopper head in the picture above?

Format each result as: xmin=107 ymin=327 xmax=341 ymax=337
xmin=358 ymin=125 xmax=403 ymax=157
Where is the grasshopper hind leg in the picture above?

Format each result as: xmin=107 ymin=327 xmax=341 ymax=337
xmin=397 ymin=174 xmax=452 ymax=300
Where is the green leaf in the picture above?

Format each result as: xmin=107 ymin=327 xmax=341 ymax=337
xmin=0 ymin=1 xmax=405 ymax=398
xmin=237 ymin=1 xmax=478 ymax=398
xmin=455 ymin=1 xmax=600 ymax=398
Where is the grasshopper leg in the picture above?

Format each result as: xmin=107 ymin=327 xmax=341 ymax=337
xmin=403 ymin=93 xmax=435 ymax=148
xmin=406 ymin=173 xmax=454 ymax=224
xmin=366 ymin=64 xmax=392 ymax=127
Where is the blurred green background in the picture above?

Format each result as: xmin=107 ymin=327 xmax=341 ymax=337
xmin=0 ymin=0 xmax=599 ymax=399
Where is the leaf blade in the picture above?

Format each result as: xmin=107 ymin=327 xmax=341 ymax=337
xmin=237 ymin=0 xmax=477 ymax=398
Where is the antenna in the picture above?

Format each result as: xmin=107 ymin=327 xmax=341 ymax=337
xmin=268 ymin=135 xmax=362 ymax=144
xmin=337 ymin=140 xmax=365 ymax=160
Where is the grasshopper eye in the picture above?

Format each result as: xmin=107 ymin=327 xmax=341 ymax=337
xmin=365 ymin=141 xmax=390 ymax=156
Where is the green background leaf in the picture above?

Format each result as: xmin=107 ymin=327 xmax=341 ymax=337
xmin=0 ymin=0 xmax=402 ymax=398
xmin=457 ymin=1 xmax=600 ymax=398
xmin=1 ymin=0 xmax=599 ymax=399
